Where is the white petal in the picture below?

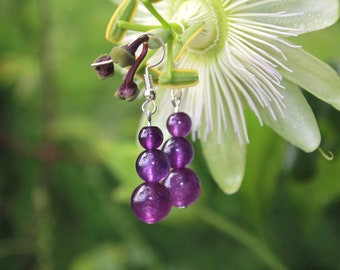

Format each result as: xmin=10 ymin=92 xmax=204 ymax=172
xmin=278 ymin=46 xmax=340 ymax=111
xmin=246 ymin=0 xmax=339 ymax=33
xmin=202 ymin=127 xmax=247 ymax=194
xmin=259 ymin=80 xmax=321 ymax=152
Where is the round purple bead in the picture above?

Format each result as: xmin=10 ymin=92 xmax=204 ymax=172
xmin=164 ymin=168 xmax=201 ymax=208
xmin=136 ymin=149 xmax=170 ymax=182
xmin=162 ymin=137 xmax=194 ymax=168
xmin=131 ymin=182 xmax=172 ymax=224
xmin=138 ymin=126 xmax=163 ymax=149
xmin=167 ymin=112 xmax=192 ymax=137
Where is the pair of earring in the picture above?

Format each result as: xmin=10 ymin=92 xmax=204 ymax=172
xmin=131 ymin=37 xmax=201 ymax=224
xmin=133 ymin=90 xmax=201 ymax=224
xmin=92 ymin=33 xmax=201 ymax=224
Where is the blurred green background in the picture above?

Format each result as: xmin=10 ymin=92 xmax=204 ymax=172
xmin=1 ymin=1 xmax=340 ymax=269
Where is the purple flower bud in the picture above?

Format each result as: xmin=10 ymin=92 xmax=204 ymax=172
xmin=115 ymin=41 xmax=149 ymax=101
xmin=92 ymin=54 xmax=114 ymax=79
xmin=115 ymin=81 xmax=139 ymax=101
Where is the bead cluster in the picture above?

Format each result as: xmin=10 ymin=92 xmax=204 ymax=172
xmin=131 ymin=112 xmax=201 ymax=224
xmin=163 ymin=113 xmax=201 ymax=208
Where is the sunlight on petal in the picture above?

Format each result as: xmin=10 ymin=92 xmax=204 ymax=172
xmin=247 ymin=0 xmax=339 ymax=33
xmin=260 ymin=80 xmax=321 ymax=152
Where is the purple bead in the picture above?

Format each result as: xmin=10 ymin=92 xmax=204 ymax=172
xmin=167 ymin=112 xmax=192 ymax=137
xmin=138 ymin=126 xmax=163 ymax=149
xmin=164 ymin=168 xmax=201 ymax=208
xmin=131 ymin=182 xmax=172 ymax=224
xmin=162 ymin=137 xmax=194 ymax=168
xmin=136 ymin=149 xmax=170 ymax=182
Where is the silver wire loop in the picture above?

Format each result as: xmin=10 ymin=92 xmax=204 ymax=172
xmin=142 ymin=100 xmax=157 ymax=126
xmin=144 ymin=33 xmax=166 ymax=75
xmin=171 ymin=89 xmax=183 ymax=112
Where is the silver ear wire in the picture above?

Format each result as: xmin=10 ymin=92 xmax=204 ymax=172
xmin=142 ymin=33 xmax=166 ymax=126
xmin=143 ymin=33 xmax=166 ymax=99
xmin=144 ymin=33 xmax=166 ymax=74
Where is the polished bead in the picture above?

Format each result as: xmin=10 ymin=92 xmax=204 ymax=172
xmin=131 ymin=182 xmax=172 ymax=224
xmin=136 ymin=149 xmax=170 ymax=182
xmin=138 ymin=126 xmax=163 ymax=149
xmin=163 ymin=137 xmax=193 ymax=168
xmin=166 ymin=112 xmax=192 ymax=137
xmin=164 ymin=168 xmax=201 ymax=208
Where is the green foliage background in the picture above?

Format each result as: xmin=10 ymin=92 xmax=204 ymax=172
xmin=1 ymin=1 xmax=340 ymax=269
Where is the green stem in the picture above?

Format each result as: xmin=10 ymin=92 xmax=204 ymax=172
xmin=118 ymin=21 xmax=162 ymax=32
xmin=141 ymin=0 xmax=176 ymax=37
xmin=200 ymin=208 xmax=288 ymax=270
xmin=166 ymin=37 xmax=174 ymax=79
xmin=141 ymin=0 xmax=175 ymax=80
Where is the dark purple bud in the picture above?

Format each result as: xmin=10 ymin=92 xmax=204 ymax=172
xmin=115 ymin=42 xmax=149 ymax=102
xmin=115 ymin=81 xmax=139 ymax=101
xmin=92 ymin=54 xmax=114 ymax=79
xmin=123 ymin=34 xmax=149 ymax=56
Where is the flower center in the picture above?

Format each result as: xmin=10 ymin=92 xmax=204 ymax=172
xmin=169 ymin=0 xmax=226 ymax=56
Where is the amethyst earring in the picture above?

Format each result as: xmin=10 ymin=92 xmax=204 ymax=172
xmin=131 ymin=35 xmax=172 ymax=224
xmin=163 ymin=90 xmax=201 ymax=208
xmin=91 ymin=34 xmax=200 ymax=224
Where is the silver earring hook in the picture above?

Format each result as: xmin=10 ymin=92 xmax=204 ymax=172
xmin=144 ymin=33 xmax=166 ymax=74
xmin=142 ymin=33 xmax=166 ymax=126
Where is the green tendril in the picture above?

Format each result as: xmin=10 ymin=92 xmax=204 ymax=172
xmin=318 ymin=147 xmax=334 ymax=161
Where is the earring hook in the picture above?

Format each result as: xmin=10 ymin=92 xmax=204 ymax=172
xmin=142 ymin=33 xmax=166 ymax=125
xmin=144 ymin=32 xmax=166 ymax=74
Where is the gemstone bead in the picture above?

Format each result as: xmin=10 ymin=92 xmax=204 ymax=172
xmin=166 ymin=112 xmax=192 ymax=137
xmin=136 ymin=149 xmax=170 ymax=182
xmin=163 ymin=168 xmax=201 ymax=208
xmin=163 ymin=137 xmax=194 ymax=168
xmin=138 ymin=126 xmax=163 ymax=149
xmin=131 ymin=182 xmax=172 ymax=224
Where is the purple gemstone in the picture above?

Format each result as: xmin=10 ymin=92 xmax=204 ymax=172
xmin=164 ymin=168 xmax=201 ymax=208
xmin=131 ymin=182 xmax=172 ymax=224
xmin=136 ymin=149 xmax=170 ymax=182
xmin=163 ymin=137 xmax=194 ymax=168
xmin=138 ymin=126 xmax=163 ymax=149
xmin=167 ymin=112 xmax=192 ymax=137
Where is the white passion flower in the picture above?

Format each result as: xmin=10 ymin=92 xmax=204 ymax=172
xmin=107 ymin=0 xmax=340 ymax=194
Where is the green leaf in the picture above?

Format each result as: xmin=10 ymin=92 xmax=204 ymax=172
xmin=95 ymin=140 xmax=141 ymax=202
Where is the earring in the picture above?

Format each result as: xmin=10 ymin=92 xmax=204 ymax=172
xmin=162 ymin=89 xmax=201 ymax=208
xmin=131 ymin=34 xmax=172 ymax=224
xmin=130 ymin=34 xmax=201 ymax=224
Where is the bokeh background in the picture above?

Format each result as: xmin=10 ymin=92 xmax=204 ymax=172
xmin=1 ymin=1 xmax=340 ymax=269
